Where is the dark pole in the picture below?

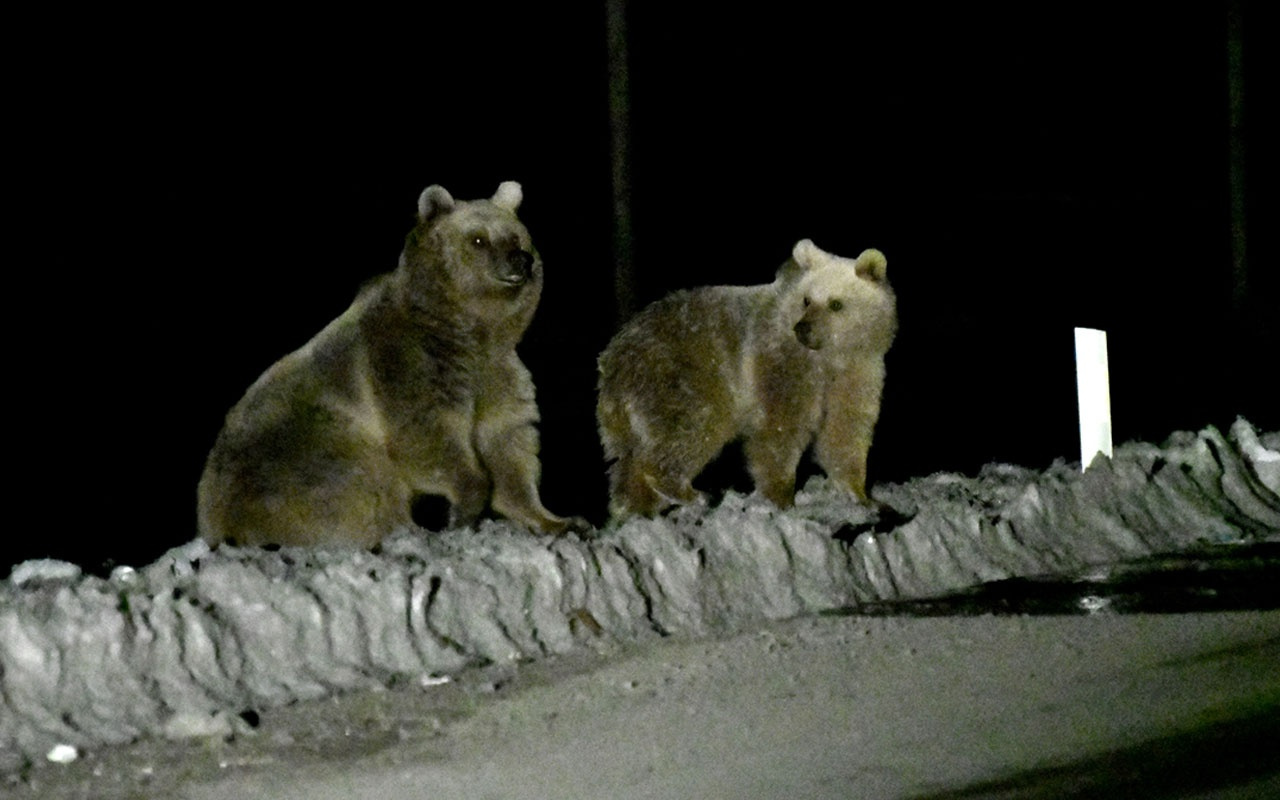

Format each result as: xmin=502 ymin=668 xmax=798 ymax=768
xmin=605 ymin=0 xmax=634 ymax=325
xmin=1227 ymin=0 xmax=1248 ymax=321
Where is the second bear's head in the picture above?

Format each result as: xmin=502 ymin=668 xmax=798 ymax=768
xmin=400 ymin=181 xmax=544 ymax=319
xmin=788 ymin=239 xmax=897 ymax=359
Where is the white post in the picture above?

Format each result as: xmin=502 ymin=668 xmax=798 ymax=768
xmin=1074 ymin=327 xmax=1113 ymax=470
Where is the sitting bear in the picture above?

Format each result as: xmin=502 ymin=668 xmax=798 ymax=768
xmin=198 ymin=181 xmax=583 ymax=548
xmin=597 ymin=239 xmax=897 ymax=519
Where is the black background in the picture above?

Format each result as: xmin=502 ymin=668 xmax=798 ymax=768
xmin=9 ymin=2 xmax=1276 ymax=572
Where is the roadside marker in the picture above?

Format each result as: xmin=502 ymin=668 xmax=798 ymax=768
xmin=1074 ymin=327 xmax=1113 ymax=470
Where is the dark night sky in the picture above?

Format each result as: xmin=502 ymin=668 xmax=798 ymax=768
xmin=10 ymin=3 xmax=1276 ymax=571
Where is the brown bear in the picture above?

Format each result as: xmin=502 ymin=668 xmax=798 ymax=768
xmin=198 ymin=181 xmax=582 ymax=548
xmin=597 ymin=239 xmax=896 ymax=519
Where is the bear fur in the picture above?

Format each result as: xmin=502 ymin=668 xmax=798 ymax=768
xmin=597 ymin=239 xmax=896 ymax=519
xmin=198 ymin=181 xmax=581 ymax=548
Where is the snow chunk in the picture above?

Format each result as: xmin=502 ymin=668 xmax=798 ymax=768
xmin=9 ymin=559 xmax=81 ymax=587
xmin=45 ymin=743 xmax=78 ymax=764
xmin=1233 ymin=416 xmax=1280 ymax=494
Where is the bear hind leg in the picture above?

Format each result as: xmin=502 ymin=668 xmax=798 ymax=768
xmin=442 ymin=466 xmax=492 ymax=530
xmin=204 ymin=469 xmax=412 ymax=549
xmin=608 ymin=452 xmax=705 ymax=519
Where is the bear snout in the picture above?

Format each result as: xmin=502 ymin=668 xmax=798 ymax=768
xmin=498 ymin=249 xmax=535 ymax=285
xmin=793 ymin=319 xmax=821 ymax=350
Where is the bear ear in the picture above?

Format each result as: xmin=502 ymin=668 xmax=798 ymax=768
xmin=792 ymin=239 xmax=827 ymax=271
xmin=491 ymin=181 xmax=523 ymax=212
xmin=854 ymin=248 xmax=888 ymax=282
xmin=418 ymin=185 xmax=455 ymax=222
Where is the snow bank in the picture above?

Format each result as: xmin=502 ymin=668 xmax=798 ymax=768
xmin=2 ymin=419 xmax=1277 ymax=768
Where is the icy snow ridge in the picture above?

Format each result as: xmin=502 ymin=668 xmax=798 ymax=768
xmin=2 ymin=419 xmax=1277 ymax=767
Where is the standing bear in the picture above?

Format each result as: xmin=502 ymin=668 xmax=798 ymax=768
xmin=199 ymin=181 xmax=582 ymax=548
xmin=597 ymin=239 xmax=897 ymax=519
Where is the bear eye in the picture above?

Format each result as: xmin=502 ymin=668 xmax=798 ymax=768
xmin=828 ymin=299 xmax=844 ymax=312
xmin=470 ymin=233 xmax=487 ymax=249
xmin=803 ymin=297 xmax=812 ymax=307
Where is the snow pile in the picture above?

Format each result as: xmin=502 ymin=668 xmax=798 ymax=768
xmin=2 ymin=419 xmax=1277 ymax=768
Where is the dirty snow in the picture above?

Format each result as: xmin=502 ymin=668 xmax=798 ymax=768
xmin=2 ymin=419 xmax=1278 ymax=792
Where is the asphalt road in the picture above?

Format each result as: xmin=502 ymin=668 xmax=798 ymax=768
xmin=165 ymin=610 xmax=1280 ymax=800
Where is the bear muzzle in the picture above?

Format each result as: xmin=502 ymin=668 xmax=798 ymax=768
xmin=793 ymin=319 xmax=822 ymax=350
xmin=496 ymin=249 xmax=535 ymax=286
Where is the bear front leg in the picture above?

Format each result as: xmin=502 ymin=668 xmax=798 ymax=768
xmin=744 ymin=430 xmax=809 ymax=509
xmin=814 ymin=368 xmax=884 ymax=503
xmin=476 ymin=387 xmax=587 ymax=534
xmin=480 ymin=416 xmax=584 ymax=533
xmin=816 ymin=438 xmax=871 ymax=502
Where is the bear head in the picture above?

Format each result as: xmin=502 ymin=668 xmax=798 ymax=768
xmin=400 ymin=181 xmax=543 ymax=328
xmin=789 ymin=239 xmax=897 ymax=359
